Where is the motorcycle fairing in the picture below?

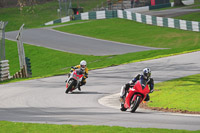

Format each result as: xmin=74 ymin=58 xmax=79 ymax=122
xmin=65 ymin=69 xmax=84 ymax=92
xmin=124 ymin=80 xmax=150 ymax=108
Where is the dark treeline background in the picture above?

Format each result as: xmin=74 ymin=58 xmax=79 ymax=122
xmin=0 ymin=0 xmax=55 ymax=8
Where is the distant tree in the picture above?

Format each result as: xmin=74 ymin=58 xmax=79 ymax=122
xmin=0 ymin=0 xmax=6 ymax=7
xmin=27 ymin=0 xmax=37 ymax=13
xmin=0 ymin=0 xmax=54 ymax=8
xmin=17 ymin=0 xmax=26 ymax=12
xmin=174 ymin=0 xmax=184 ymax=6
xmin=17 ymin=0 xmax=36 ymax=13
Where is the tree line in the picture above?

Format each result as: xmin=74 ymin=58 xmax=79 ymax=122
xmin=0 ymin=0 xmax=185 ymax=9
xmin=0 ymin=0 xmax=55 ymax=8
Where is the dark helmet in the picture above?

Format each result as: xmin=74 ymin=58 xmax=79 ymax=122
xmin=143 ymin=68 xmax=151 ymax=79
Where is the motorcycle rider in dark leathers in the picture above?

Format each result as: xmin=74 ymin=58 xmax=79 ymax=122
xmin=120 ymin=68 xmax=154 ymax=103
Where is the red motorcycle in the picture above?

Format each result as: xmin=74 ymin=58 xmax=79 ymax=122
xmin=120 ymin=79 xmax=150 ymax=112
xmin=65 ymin=68 xmax=84 ymax=93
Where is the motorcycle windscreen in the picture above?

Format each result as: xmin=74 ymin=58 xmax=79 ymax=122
xmin=76 ymin=69 xmax=84 ymax=75
xmin=134 ymin=80 xmax=150 ymax=94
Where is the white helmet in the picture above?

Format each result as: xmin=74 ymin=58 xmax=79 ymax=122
xmin=143 ymin=68 xmax=151 ymax=79
xmin=80 ymin=60 xmax=87 ymax=69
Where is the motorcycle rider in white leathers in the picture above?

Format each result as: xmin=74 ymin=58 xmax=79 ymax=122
xmin=70 ymin=60 xmax=88 ymax=91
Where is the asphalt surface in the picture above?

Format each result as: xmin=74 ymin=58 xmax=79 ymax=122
xmin=0 ymin=51 xmax=200 ymax=130
xmin=6 ymin=27 xmax=159 ymax=56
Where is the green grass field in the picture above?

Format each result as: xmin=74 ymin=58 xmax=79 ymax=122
xmin=150 ymin=74 xmax=200 ymax=112
xmin=55 ymin=18 xmax=200 ymax=48
xmin=0 ymin=1 xmax=60 ymax=31
xmin=0 ymin=0 xmax=107 ymax=31
xmin=3 ymin=18 xmax=200 ymax=82
xmin=56 ymin=18 xmax=200 ymax=49
xmin=0 ymin=121 xmax=198 ymax=133
xmin=54 ymin=18 xmax=200 ymax=49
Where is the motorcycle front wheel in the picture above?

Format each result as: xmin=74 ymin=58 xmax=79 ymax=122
xmin=130 ymin=95 xmax=141 ymax=113
xmin=65 ymin=79 xmax=76 ymax=93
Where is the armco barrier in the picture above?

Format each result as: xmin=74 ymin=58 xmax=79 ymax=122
xmin=44 ymin=9 xmax=200 ymax=32
xmin=117 ymin=10 xmax=200 ymax=32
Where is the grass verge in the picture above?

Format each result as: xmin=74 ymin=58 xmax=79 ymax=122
xmin=174 ymin=12 xmax=200 ymax=22
xmin=2 ymin=39 xmax=199 ymax=84
xmin=148 ymin=74 xmax=200 ymax=112
xmin=0 ymin=121 xmax=198 ymax=133
xmin=54 ymin=18 xmax=200 ymax=49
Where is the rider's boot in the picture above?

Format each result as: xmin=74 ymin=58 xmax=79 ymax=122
xmin=119 ymin=85 xmax=127 ymax=103
xmin=78 ymin=84 xmax=81 ymax=91
xmin=119 ymin=95 xmax=125 ymax=103
xmin=144 ymin=94 xmax=150 ymax=102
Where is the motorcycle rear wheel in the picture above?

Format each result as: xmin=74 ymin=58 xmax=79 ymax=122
xmin=65 ymin=80 xmax=76 ymax=93
xmin=130 ymin=95 xmax=141 ymax=113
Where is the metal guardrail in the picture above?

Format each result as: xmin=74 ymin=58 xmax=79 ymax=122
xmin=0 ymin=21 xmax=10 ymax=82
xmin=0 ymin=21 xmax=8 ymax=61
xmin=16 ymin=24 xmax=28 ymax=78
xmin=44 ymin=8 xmax=200 ymax=32
xmin=16 ymin=24 xmax=26 ymax=69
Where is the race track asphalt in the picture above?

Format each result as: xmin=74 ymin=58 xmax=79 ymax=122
xmin=0 ymin=51 xmax=200 ymax=131
xmin=6 ymin=27 xmax=159 ymax=56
